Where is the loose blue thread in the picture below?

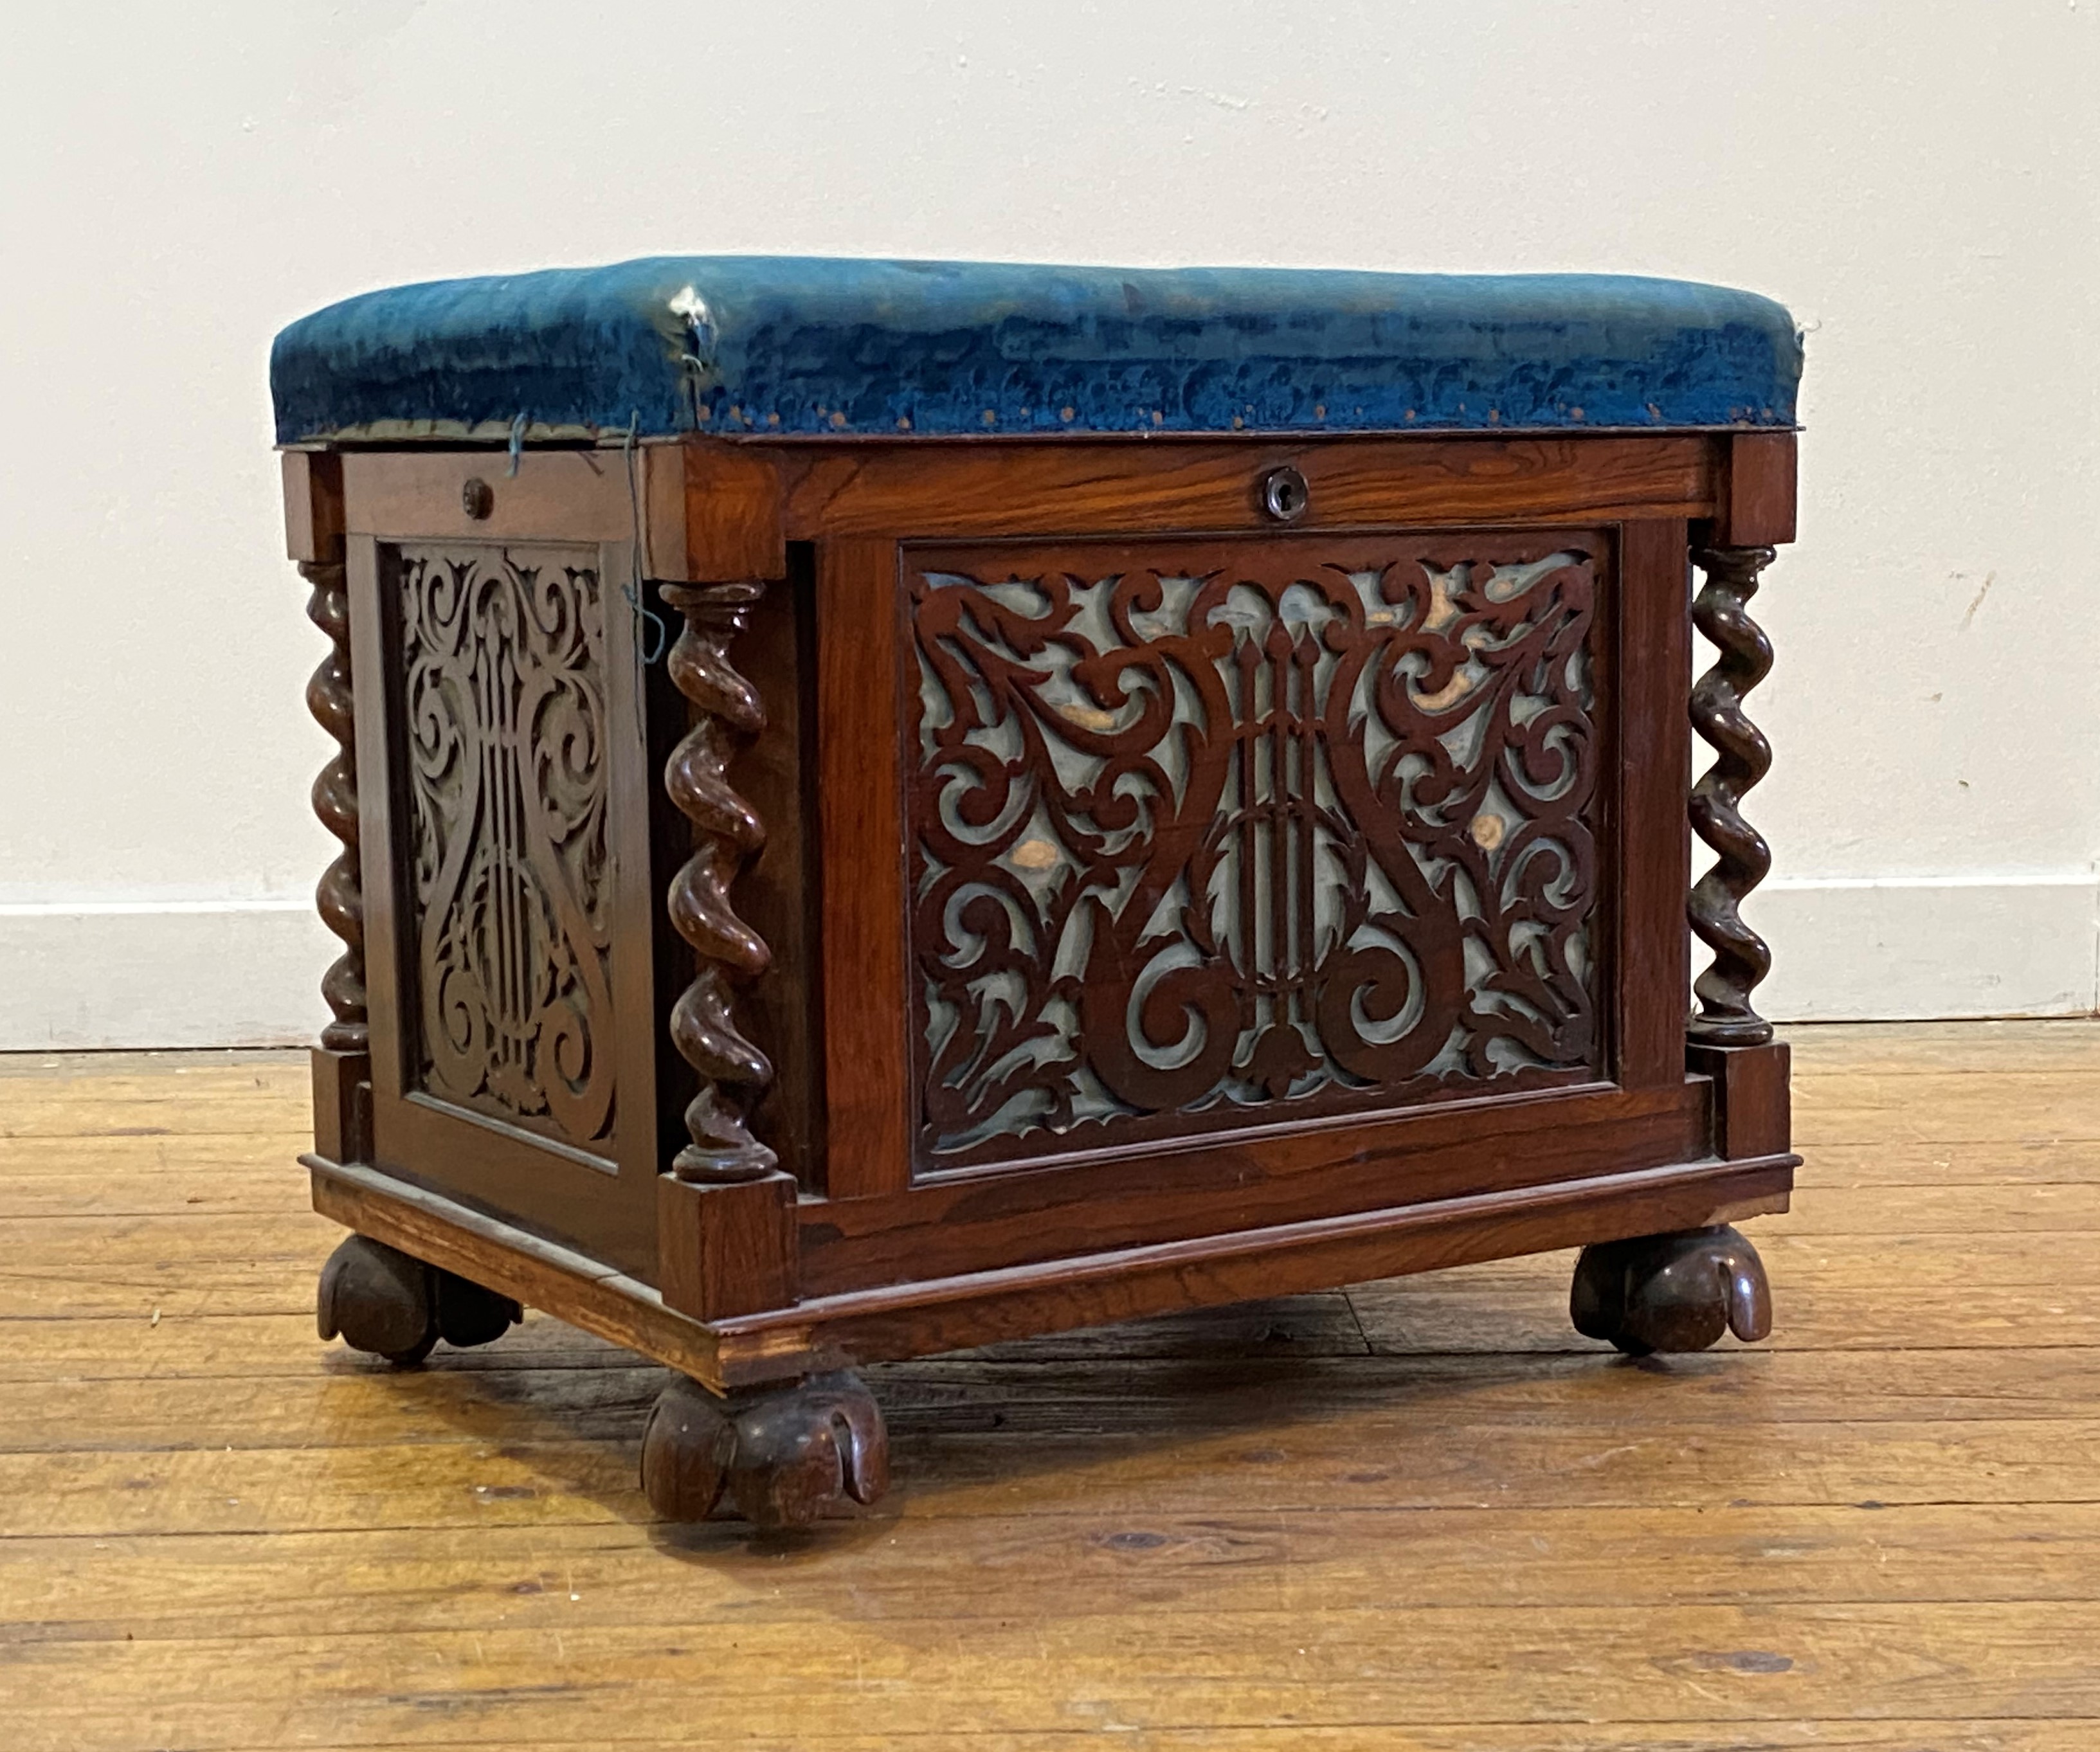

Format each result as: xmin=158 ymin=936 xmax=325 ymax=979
xmin=619 ymin=410 xmax=669 ymax=666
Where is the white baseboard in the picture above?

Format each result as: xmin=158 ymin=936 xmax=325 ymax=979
xmin=1754 ymin=874 xmax=2099 ymax=1022
xmin=0 ymin=901 xmax=332 ymax=1051
xmin=1 ymin=878 xmax=2094 ymax=1050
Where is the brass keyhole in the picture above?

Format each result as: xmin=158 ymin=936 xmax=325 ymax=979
xmin=1260 ymin=466 xmax=1309 ymax=524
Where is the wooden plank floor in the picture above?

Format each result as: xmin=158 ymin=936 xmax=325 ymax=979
xmin=3 ymin=1022 xmax=2098 ymax=1750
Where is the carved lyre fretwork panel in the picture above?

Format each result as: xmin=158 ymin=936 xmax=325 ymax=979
xmin=1688 ymin=542 xmax=1777 ymax=1045
xmin=394 ymin=544 xmax=616 ymax=1146
xmin=907 ymin=532 xmax=1606 ymax=1166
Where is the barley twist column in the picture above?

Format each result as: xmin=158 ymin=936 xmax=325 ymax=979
xmin=303 ymin=559 xmax=366 ymax=1052
xmin=661 ymin=581 xmax=778 ymax=1180
xmin=1687 ymin=543 xmax=1776 ymax=1046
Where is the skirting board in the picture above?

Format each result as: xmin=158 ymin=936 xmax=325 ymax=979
xmin=1752 ymin=874 xmax=2099 ymax=1022
xmin=1 ymin=878 xmax=2095 ymax=1049
xmin=0 ymin=901 xmax=330 ymax=1050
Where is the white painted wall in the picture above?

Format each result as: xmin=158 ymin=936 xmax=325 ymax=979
xmin=3 ymin=1 xmax=2096 ymax=1047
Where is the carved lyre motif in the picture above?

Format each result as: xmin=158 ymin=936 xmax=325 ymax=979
xmin=396 ymin=548 xmax=615 ymax=1142
xmin=303 ymin=559 xmax=366 ymax=1052
xmin=909 ymin=537 xmax=1604 ymax=1164
xmin=1688 ymin=543 xmax=1776 ymax=1045
xmin=662 ymin=582 xmax=777 ymax=1181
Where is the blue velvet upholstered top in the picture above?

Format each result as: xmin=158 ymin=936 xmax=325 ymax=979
xmin=270 ymin=257 xmax=1800 ymax=444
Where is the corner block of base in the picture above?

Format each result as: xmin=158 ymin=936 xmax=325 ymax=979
xmin=1688 ymin=1038 xmax=1791 ymax=1161
xmin=311 ymin=1047 xmax=372 ymax=1164
xmin=658 ymin=1171 xmax=801 ymax=1322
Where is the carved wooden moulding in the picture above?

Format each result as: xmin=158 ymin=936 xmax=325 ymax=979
xmin=390 ymin=541 xmax=617 ymax=1151
xmin=906 ymin=530 xmax=1607 ymax=1167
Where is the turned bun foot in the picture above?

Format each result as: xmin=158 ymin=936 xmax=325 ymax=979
xmin=316 ymin=1234 xmax=522 ymax=1367
xmin=1570 ymin=1224 xmax=1772 ymax=1356
xmin=641 ymin=1370 xmax=889 ymax=1529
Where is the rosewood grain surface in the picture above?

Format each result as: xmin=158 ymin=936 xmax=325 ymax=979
xmin=1716 ymin=429 xmax=1799 ymax=548
xmin=811 ymin=537 xmax=914 ymax=1200
xmin=1610 ymin=519 xmax=1692 ymax=1089
xmin=770 ymin=433 xmax=1719 ymax=540
xmin=339 ymin=448 xmax=636 ymax=546
xmin=794 ymin=1080 xmax=1715 ymax=1296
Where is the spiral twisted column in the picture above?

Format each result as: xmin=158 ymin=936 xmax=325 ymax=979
xmin=303 ymin=559 xmax=366 ymax=1052
xmin=1687 ymin=543 xmax=1777 ymax=1047
xmin=662 ymin=581 xmax=778 ymax=1182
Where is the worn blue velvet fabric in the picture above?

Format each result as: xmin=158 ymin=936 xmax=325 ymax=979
xmin=271 ymin=257 xmax=1800 ymax=444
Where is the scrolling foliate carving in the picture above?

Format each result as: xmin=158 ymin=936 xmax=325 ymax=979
xmin=396 ymin=545 xmax=615 ymax=1145
xmin=908 ymin=534 xmax=1604 ymax=1165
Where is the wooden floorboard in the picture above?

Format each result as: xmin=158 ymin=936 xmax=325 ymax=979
xmin=1 ymin=1022 xmax=2097 ymax=1748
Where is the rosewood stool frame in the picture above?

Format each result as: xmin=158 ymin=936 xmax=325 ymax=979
xmin=287 ymin=425 xmax=1797 ymax=1522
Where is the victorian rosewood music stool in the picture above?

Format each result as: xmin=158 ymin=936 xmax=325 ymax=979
xmin=272 ymin=259 xmax=1801 ymax=1528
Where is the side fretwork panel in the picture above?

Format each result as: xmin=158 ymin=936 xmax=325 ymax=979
xmin=391 ymin=542 xmax=619 ymax=1145
xmin=348 ymin=532 xmax=664 ymax=1278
